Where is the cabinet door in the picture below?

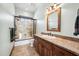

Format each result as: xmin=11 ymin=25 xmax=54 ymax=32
xmin=38 ymin=43 xmax=44 ymax=56
xmin=53 ymin=46 xmax=74 ymax=56
xmin=42 ymin=40 xmax=53 ymax=56
xmin=43 ymin=47 xmax=53 ymax=56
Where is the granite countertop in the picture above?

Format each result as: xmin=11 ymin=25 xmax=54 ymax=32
xmin=35 ymin=34 xmax=79 ymax=55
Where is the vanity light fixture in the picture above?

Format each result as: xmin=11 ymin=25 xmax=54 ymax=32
xmin=46 ymin=3 xmax=63 ymax=14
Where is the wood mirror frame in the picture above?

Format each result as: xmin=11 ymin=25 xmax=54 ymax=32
xmin=47 ymin=7 xmax=61 ymax=32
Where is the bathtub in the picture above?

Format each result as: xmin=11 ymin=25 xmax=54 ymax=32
xmin=15 ymin=39 xmax=34 ymax=46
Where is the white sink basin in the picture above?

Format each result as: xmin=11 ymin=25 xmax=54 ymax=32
xmin=48 ymin=36 xmax=56 ymax=40
xmin=42 ymin=35 xmax=48 ymax=37
xmin=41 ymin=35 xmax=56 ymax=40
xmin=52 ymin=36 xmax=56 ymax=38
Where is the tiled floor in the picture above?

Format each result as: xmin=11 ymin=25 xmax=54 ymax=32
xmin=11 ymin=44 xmax=39 ymax=56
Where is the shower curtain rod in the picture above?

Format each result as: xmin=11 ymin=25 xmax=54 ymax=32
xmin=15 ymin=15 xmax=36 ymax=20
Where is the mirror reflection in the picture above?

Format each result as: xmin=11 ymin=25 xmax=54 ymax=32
xmin=48 ymin=12 xmax=58 ymax=30
xmin=47 ymin=7 xmax=61 ymax=32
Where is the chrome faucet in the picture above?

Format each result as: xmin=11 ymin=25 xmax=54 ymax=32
xmin=41 ymin=32 xmax=53 ymax=36
xmin=48 ymin=32 xmax=52 ymax=36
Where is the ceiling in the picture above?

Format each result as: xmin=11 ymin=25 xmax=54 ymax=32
xmin=14 ymin=3 xmax=53 ymax=14
xmin=14 ymin=3 xmax=37 ymax=13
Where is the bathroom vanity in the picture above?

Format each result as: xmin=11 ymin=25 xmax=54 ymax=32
xmin=33 ymin=34 xmax=79 ymax=56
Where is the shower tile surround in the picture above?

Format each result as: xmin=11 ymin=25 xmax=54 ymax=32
xmin=15 ymin=18 xmax=33 ymax=39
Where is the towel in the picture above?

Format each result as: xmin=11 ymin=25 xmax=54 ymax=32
xmin=74 ymin=15 xmax=79 ymax=36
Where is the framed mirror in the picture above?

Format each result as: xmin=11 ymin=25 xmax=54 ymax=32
xmin=47 ymin=7 xmax=61 ymax=32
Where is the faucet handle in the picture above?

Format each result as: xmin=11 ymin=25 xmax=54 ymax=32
xmin=49 ymin=32 xmax=53 ymax=36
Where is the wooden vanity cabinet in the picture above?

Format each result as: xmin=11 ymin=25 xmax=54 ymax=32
xmin=40 ymin=39 xmax=53 ymax=56
xmin=34 ymin=36 xmax=53 ymax=56
xmin=53 ymin=45 xmax=75 ymax=56
xmin=33 ymin=35 xmax=77 ymax=56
